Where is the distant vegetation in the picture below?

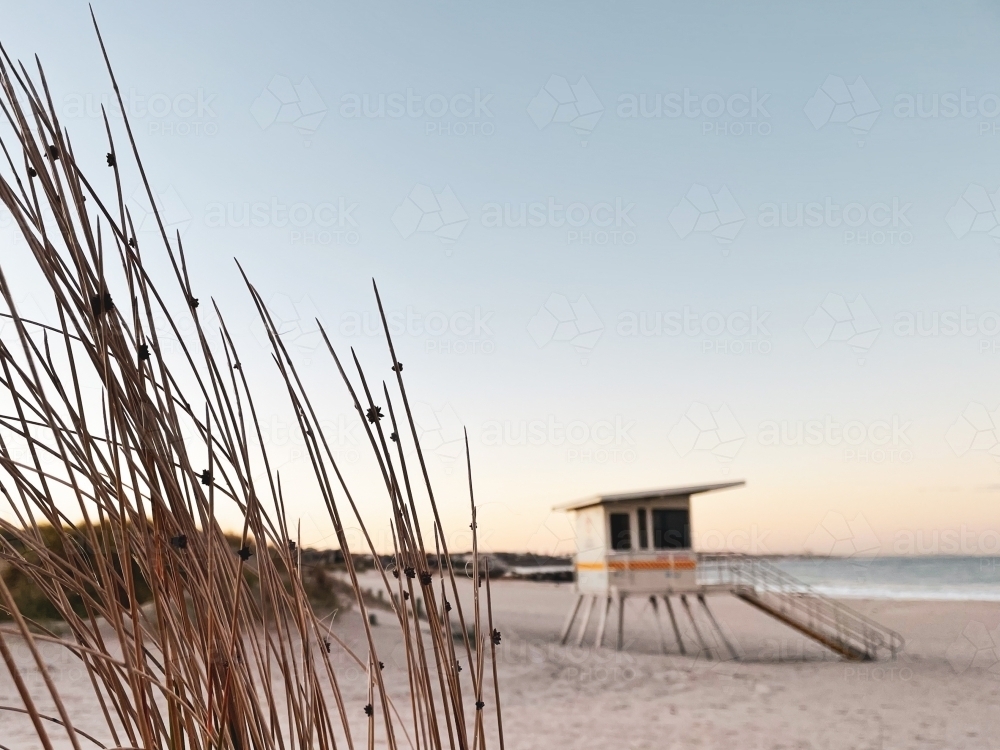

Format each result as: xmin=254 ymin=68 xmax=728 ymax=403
xmin=2 ymin=528 xmax=571 ymax=623
xmin=0 ymin=525 xmax=363 ymax=623
xmin=0 ymin=523 xmax=153 ymax=622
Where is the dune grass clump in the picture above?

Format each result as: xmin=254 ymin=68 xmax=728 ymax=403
xmin=0 ymin=13 xmax=504 ymax=750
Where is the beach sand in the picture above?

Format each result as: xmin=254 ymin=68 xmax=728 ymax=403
xmin=466 ymin=581 xmax=1000 ymax=750
xmin=4 ymin=578 xmax=999 ymax=749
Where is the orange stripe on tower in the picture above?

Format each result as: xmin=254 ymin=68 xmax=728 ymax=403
xmin=575 ymin=559 xmax=697 ymax=572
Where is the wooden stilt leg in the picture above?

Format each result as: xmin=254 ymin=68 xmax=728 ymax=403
xmin=559 ymin=593 xmax=584 ymax=645
xmin=616 ymin=592 xmax=626 ymax=651
xmin=650 ymin=596 xmax=669 ymax=654
xmin=595 ymin=596 xmax=612 ymax=648
xmin=681 ymin=594 xmax=711 ymax=660
xmin=663 ymin=595 xmax=686 ymax=655
xmin=575 ymin=595 xmax=596 ymax=647
xmin=699 ymin=594 xmax=739 ymax=660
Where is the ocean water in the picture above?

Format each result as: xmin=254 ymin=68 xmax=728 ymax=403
xmin=767 ymin=556 xmax=1000 ymax=601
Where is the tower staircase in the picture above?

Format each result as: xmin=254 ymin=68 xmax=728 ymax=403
xmin=697 ymin=554 xmax=904 ymax=661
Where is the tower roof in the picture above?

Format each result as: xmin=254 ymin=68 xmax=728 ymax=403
xmin=553 ymin=481 xmax=745 ymax=511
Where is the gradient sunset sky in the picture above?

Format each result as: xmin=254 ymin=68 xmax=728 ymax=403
xmin=3 ymin=0 xmax=1000 ymax=556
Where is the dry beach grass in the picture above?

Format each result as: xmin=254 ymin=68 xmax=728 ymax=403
xmin=0 ymin=13 xmax=503 ymax=750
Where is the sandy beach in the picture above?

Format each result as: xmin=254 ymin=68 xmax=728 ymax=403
xmin=409 ymin=578 xmax=1000 ymax=750
xmin=6 ymin=577 xmax=999 ymax=750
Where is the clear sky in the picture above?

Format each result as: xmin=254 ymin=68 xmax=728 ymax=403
xmin=3 ymin=0 xmax=1000 ymax=557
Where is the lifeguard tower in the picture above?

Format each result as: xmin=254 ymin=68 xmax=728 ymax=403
xmin=556 ymin=482 xmax=904 ymax=662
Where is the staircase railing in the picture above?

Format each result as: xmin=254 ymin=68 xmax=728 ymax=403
xmin=697 ymin=553 xmax=904 ymax=660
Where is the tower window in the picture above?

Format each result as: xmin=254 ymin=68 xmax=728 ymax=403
xmin=652 ymin=509 xmax=690 ymax=549
xmin=609 ymin=513 xmax=631 ymax=550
